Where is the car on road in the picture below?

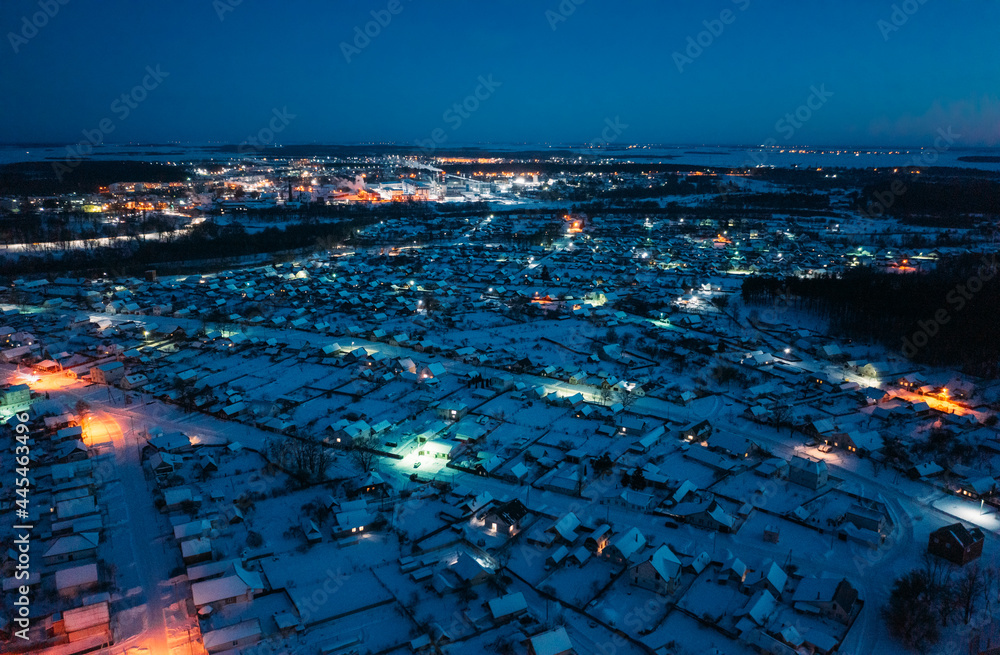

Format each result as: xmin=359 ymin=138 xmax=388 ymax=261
xmin=413 ymin=461 xmax=422 ymax=468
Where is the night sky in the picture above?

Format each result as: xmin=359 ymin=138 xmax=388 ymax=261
xmin=2 ymin=0 xmax=998 ymax=146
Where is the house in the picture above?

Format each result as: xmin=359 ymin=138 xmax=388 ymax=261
xmin=838 ymin=430 xmax=883 ymax=455
xmin=928 ymin=523 xmax=985 ymax=565
xmin=606 ymin=527 xmax=646 ymax=566
xmin=788 ymin=456 xmax=828 ymax=490
xmin=436 ymin=401 xmax=469 ymax=421
xmin=629 ymin=545 xmax=682 ymax=594
xmin=791 ymin=577 xmax=859 ymax=624
xmin=54 ymin=562 xmax=100 ymax=598
xmin=60 ymin=601 xmax=111 ymax=643
xmin=680 ymin=419 xmax=713 ymax=442
xmin=345 ymin=472 xmax=389 ymax=498
xmin=333 ymin=506 xmax=376 ymax=538
xmin=488 ymin=592 xmax=528 ymax=623
xmin=121 ymin=373 xmax=149 ymax=390
xmin=710 ymin=431 xmax=754 ymax=458
xmin=418 ymin=440 xmax=453 ymax=460
xmin=448 ymin=552 xmax=492 ymax=586
xmin=148 ymin=431 xmax=193 ymax=452
xmin=148 ymin=452 xmax=179 ymax=477
xmin=737 ymin=589 xmax=777 ymax=627
xmin=180 ymin=537 xmax=213 ymax=565
xmin=1 ymin=383 xmax=32 ymax=411
xmin=546 ymin=512 xmax=581 ymax=544
xmin=43 ymin=533 xmax=99 ymax=566
xmin=190 ymin=563 xmax=264 ymax=608
xmin=203 ymin=618 xmax=262 ymax=654
xmin=90 ymin=361 xmax=125 ymax=385
xmin=528 ymin=627 xmax=574 ymax=655
xmin=482 ymin=499 xmax=529 ymax=534
xmin=584 ymin=524 xmax=612 ymax=553
xmin=420 ymin=362 xmax=447 ymax=379
xmin=302 ymin=519 xmax=322 ymax=543
xmin=163 ymin=487 xmax=196 ymax=511
xmin=745 ymin=561 xmax=788 ymax=598
xmin=670 ymin=499 xmax=737 ymax=533
xmin=53 ymin=425 xmax=84 ymax=443
xmin=845 ymin=503 xmax=888 ymax=535
xmin=173 ymin=519 xmax=211 ymax=541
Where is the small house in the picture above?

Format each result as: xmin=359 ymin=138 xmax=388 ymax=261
xmin=929 ymin=523 xmax=985 ymax=566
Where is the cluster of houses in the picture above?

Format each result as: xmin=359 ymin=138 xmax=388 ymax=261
xmin=1 ymin=185 xmax=998 ymax=655
xmin=0 ymin=406 xmax=112 ymax=648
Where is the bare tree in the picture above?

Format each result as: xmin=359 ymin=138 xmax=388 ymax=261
xmin=267 ymin=434 xmax=332 ymax=481
xmin=75 ymin=399 xmax=91 ymax=419
xmin=955 ymin=563 xmax=986 ymax=624
xmin=617 ymin=386 xmax=638 ymax=413
xmin=350 ymin=433 xmax=381 ymax=472
xmin=981 ymin=562 xmax=998 ymax=614
xmin=599 ymin=385 xmax=614 ymax=406
xmin=771 ymin=403 xmax=792 ymax=433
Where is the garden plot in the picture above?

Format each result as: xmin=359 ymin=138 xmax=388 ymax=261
xmin=439 ymin=623 xmax=527 ymax=655
xmin=654 ymin=450 xmax=727 ymax=490
xmin=539 ymin=556 xmax=618 ymax=609
xmin=261 ymin=551 xmax=395 ymax=624
xmin=195 ymin=354 xmax=289 ymax=388
xmin=289 ymin=394 xmax=356 ymax=426
xmin=710 ymin=469 xmax=829 ymax=514
xmin=504 ymin=401 xmax=574 ymax=429
xmin=645 ymin=609 xmax=759 ymax=655
xmin=593 ymin=580 xmax=672 ymax=635
xmin=303 ymin=603 xmax=418 ymax=653
xmin=678 ymin=569 xmax=749 ymax=625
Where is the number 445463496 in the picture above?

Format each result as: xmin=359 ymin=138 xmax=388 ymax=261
xmin=14 ymin=412 xmax=31 ymax=511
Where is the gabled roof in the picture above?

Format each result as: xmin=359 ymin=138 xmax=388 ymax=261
xmin=609 ymin=527 xmax=646 ymax=560
xmin=740 ymin=589 xmax=776 ymax=625
xmin=932 ymin=522 xmax=985 ymax=548
xmin=789 ymin=455 xmax=827 ymax=475
xmin=550 ymin=512 xmax=581 ymax=542
xmin=44 ymin=532 xmax=99 ymax=557
xmin=488 ymin=592 xmax=527 ymax=619
xmin=749 ymin=560 xmax=787 ymax=594
xmin=529 ymin=627 xmax=573 ymax=655
xmin=646 ymin=545 xmax=681 ymax=581
xmin=487 ymin=499 xmax=529 ymax=525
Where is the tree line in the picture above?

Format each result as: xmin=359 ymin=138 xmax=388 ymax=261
xmin=741 ymin=256 xmax=1000 ymax=376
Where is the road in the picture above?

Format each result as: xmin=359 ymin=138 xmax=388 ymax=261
xmin=16 ymin=304 xmax=999 ymax=654
xmin=7 ymin=367 xmax=192 ymax=655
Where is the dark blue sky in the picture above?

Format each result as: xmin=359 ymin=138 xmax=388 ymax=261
xmin=2 ymin=0 xmax=998 ymax=146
